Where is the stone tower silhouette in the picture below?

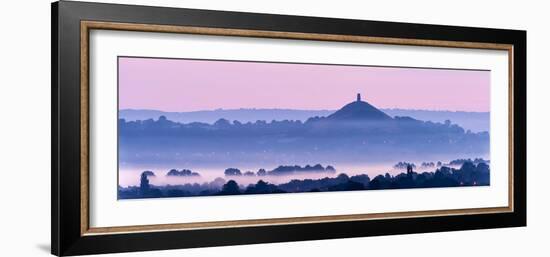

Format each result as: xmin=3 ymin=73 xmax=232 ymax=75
xmin=407 ymin=164 xmax=413 ymax=176
xmin=357 ymin=93 xmax=361 ymax=102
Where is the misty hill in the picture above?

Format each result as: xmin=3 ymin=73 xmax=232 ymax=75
xmin=327 ymin=94 xmax=392 ymax=121
xmin=120 ymin=108 xmax=333 ymax=125
xmin=119 ymin=95 xmax=489 ymax=167
xmin=382 ymin=109 xmax=489 ymax=132
xmin=120 ymin=108 xmax=489 ymax=132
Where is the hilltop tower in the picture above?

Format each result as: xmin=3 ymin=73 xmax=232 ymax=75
xmin=327 ymin=92 xmax=392 ymax=121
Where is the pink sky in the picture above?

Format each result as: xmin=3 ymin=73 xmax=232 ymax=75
xmin=118 ymin=57 xmax=490 ymax=112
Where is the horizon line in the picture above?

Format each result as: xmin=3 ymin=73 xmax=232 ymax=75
xmin=119 ymin=107 xmax=491 ymax=114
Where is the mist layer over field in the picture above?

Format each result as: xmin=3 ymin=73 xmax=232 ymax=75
xmin=119 ymin=155 xmax=488 ymax=187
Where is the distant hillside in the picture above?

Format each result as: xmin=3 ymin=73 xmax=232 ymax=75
xmin=119 ymin=108 xmax=489 ymax=132
xmin=119 ymin=108 xmax=333 ymax=125
xmin=328 ymin=95 xmax=392 ymax=121
xmin=382 ymin=109 xmax=489 ymax=132
xmin=119 ymin=94 xmax=489 ymax=168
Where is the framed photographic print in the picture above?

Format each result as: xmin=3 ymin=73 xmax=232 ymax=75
xmin=51 ymin=1 xmax=526 ymax=256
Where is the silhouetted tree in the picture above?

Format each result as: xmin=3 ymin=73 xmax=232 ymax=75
xmin=219 ymin=180 xmax=241 ymax=195
xmin=244 ymin=180 xmax=285 ymax=194
xmin=243 ymin=171 xmax=255 ymax=176
xmin=142 ymin=170 xmax=156 ymax=177
xmin=139 ymin=172 xmax=150 ymax=196
xmin=148 ymin=188 xmax=163 ymax=198
xmin=224 ymin=168 xmax=242 ymax=176
xmin=166 ymin=189 xmax=188 ymax=197
xmin=421 ymin=162 xmax=435 ymax=168
xmin=211 ymin=177 xmax=226 ymax=187
xmin=328 ymin=180 xmax=365 ymax=191
xmin=369 ymin=174 xmax=392 ymax=189
xmin=350 ymin=174 xmax=370 ymax=187
xmin=257 ymin=169 xmax=267 ymax=176
xmin=214 ymin=118 xmax=231 ymax=127
xmin=166 ymin=169 xmax=200 ymax=177
xmin=394 ymin=162 xmax=416 ymax=170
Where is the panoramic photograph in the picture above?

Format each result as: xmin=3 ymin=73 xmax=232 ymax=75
xmin=117 ymin=57 xmax=491 ymax=199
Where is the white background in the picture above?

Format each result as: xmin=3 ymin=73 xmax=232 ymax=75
xmin=0 ymin=0 xmax=547 ymax=256
xmin=90 ymin=30 xmax=509 ymax=227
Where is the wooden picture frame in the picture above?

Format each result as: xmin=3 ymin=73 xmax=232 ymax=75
xmin=52 ymin=1 xmax=526 ymax=256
